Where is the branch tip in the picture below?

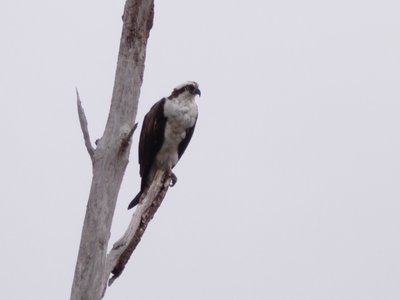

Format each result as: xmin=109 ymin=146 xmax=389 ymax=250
xmin=76 ymin=88 xmax=95 ymax=162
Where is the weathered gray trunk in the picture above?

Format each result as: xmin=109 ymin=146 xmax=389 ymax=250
xmin=70 ymin=1 xmax=154 ymax=299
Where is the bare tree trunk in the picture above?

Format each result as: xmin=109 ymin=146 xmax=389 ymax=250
xmin=71 ymin=1 xmax=154 ymax=299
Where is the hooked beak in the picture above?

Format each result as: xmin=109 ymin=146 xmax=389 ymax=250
xmin=193 ymin=88 xmax=201 ymax=97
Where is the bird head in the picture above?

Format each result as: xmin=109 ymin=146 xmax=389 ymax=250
xmin=169 ymin=81 xmax=201 ymax=99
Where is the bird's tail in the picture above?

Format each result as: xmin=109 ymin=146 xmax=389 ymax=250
xmin=127 ymin=191 xmax=142 ymax=210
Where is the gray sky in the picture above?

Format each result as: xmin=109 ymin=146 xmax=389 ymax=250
xmin=1 ymin=1 xmax=400 ymax=299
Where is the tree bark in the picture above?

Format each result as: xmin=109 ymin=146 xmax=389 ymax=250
xmin=70 ymin=1 xmax=154 ymax=299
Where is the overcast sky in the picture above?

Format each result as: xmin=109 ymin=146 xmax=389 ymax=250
xmin=1 ymin=1 xmax=400 ymax=299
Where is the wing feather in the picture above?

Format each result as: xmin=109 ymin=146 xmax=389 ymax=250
xmin=177 ymin=117 xmax=197 ymax=160
xmin=138 ymin=98 xmax=166 ymax=190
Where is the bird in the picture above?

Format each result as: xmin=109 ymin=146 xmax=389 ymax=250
xmin=128 ymin=81 xmax=201 ymax=209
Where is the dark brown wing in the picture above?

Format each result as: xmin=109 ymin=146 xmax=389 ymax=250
xmin=177 ymin=117 xmax=197 ymax=160
xmin=138 ymin=98 xmax=166 ymax=190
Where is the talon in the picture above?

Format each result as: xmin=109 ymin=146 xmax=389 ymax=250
xmin=170 ymin=173 xmax=177 ymax=187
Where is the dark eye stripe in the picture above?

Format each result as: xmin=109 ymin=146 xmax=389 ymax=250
xmin=169 ymin=84 xmax=197 ymax=98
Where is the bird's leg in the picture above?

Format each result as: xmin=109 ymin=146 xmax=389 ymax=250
xmin=169 ymin=172 xmax=177 ymax=187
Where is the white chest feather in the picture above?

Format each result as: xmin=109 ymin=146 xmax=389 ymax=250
xmin=156 ymin=97 xmax=198 ymax=169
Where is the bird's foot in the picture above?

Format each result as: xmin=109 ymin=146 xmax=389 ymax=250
xmin=170 ymin=172 xmax=177 ymax=187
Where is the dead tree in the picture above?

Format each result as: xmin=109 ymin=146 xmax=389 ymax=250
xmin=69 ymin=1 xmax=172 ymax=299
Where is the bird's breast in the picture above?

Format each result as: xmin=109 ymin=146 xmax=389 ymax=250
xmin=155 ymin=99 xmax=197 ymax=169
xmin=163 ymin=98 xmax=198 ymax=128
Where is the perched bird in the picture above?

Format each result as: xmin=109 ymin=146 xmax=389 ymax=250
xmin=128 ymin=81 xmax=201 ymax=209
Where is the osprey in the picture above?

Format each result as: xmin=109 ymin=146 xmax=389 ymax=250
xmin=128 ymin=81 xmax=201 ymax=209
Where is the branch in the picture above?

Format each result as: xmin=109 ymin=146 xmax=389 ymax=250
xmin=76 ymin=88 xmax=95 ymax=163
xmin=104 ymin=170 xmax=172 ymax=287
